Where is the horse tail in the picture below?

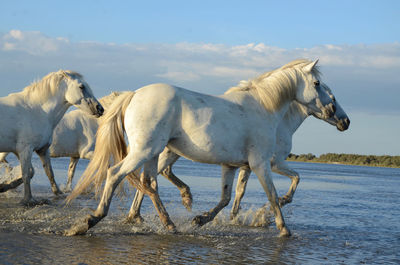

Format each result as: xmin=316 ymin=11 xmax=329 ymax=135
xmin=66 ymin=91 xmax=136 ymax=204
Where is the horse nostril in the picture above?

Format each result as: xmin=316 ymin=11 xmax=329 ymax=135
xmin=344 ymin=117 xmax=350 ymax=126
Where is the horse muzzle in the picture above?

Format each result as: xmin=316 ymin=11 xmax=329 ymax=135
xmin=336 ymin=117 xmax=350 ymax=131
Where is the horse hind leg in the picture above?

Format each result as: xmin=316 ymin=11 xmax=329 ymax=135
xmin=65 ymin=155 xmax=138 ymax=236
xmin=65 ymin=152 xmax=175 ymax=235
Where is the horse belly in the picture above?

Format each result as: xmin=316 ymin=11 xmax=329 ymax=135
xmin=167 ymin=132 xmax=248 ymax=165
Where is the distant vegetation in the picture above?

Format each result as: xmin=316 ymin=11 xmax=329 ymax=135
xmin=287 ymin=153 xmax=400 ymax=168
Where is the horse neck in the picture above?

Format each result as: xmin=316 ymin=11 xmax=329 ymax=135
xmin=24 ymin=83 xmax=71 ymax=128
xmin=41 ymin=98 xmax=71 ymax=127
xmin=280 ymin=102 xmax=310 ymax=136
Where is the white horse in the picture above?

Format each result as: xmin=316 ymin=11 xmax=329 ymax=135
xmin=0 ymin=70 xmax=103 ymax=205
xmin=66 ymin=59 xmax=336 ymax=237
xmin=0 ymin=92 xmax=121 ymax=192
xmin=125 ymin=83 xmax=350 ymax=224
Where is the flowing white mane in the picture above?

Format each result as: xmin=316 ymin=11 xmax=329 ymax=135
xmin=21 ymin=70 xmax=82 ymax=104
xmin=225 ymin=59 xmax=321 ymax=112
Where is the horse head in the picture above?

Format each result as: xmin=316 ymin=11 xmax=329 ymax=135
xmin=311 ymin=83 xmax=350 ymax=131
xmin=61 ymin=71 xmax=104 ymax=117
xmin=295 ymin=60 xmax=336 ymax=120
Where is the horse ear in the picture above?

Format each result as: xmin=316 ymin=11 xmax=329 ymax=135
xmin=303 ymin=59 xmax=319 ymax=73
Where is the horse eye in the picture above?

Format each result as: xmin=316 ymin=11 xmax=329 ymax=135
xmin=79 ymin=84 xmax=84 ymax=90
xmin=314 ymin=80 xmax=320 ymax=86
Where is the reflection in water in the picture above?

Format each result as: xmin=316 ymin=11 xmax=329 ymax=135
xmin=0 ymin=157 xmax=399 ymax=264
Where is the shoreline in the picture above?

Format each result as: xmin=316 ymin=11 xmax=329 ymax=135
xmin=286 ymin=159 xmax=400 ymax=169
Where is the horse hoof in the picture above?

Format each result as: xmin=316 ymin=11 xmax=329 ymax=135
xmin=166 ymin=223 xmax=177 ymax=233
xmin=125 ymin=215 xmax=144 ymax=225
xmin=65 ymin=214 xmax=95 ymax=236
xmin=192 ymin=215 xmax=209 ymax=226
xmin=181 ymin=190 xmax=193 ymax=211
xmin=279 ymin=196 xmax=292 ymax=207
xmin=65 ymin=214 xmax=102 ymax=236
xmin=64 ymin=223 xmax=89 ymax=236
xmin=182 ymin=198 xmax=192 ymax=212
xmin=279 ymin=227 xmax=291 ymax=237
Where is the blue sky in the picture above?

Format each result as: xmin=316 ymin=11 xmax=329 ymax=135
xmin=1 ymin=1 xmax=400 ymax=156
xmin=1 ymin=0 xmax=399 ymax=47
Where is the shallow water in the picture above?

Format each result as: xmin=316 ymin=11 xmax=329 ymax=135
xmin=0 ymin=156 xmax=399 ymax=264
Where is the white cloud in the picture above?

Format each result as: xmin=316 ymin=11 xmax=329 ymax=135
xmin=8 ymin=29 xmax=24 ymax=40
xmin=1 ymin=30 xmax=68 ymax=55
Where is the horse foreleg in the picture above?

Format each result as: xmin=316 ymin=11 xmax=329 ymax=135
xmin=37 ymin=148 xmax=62 ymax=195
xmin=65 ymin=157 xmax=79 ymax=192
xmin=18 ymin=149 xmax=36 ymax=206
xmin=230 ymin=166 xmax=251 ymax=219
xmin=251 ymin=161 xmax=291 ymax=237
xmin=271 ymin=161 xmax=299 ymax=207
xmin=192 ymin=165 xmax=236 ymax=226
